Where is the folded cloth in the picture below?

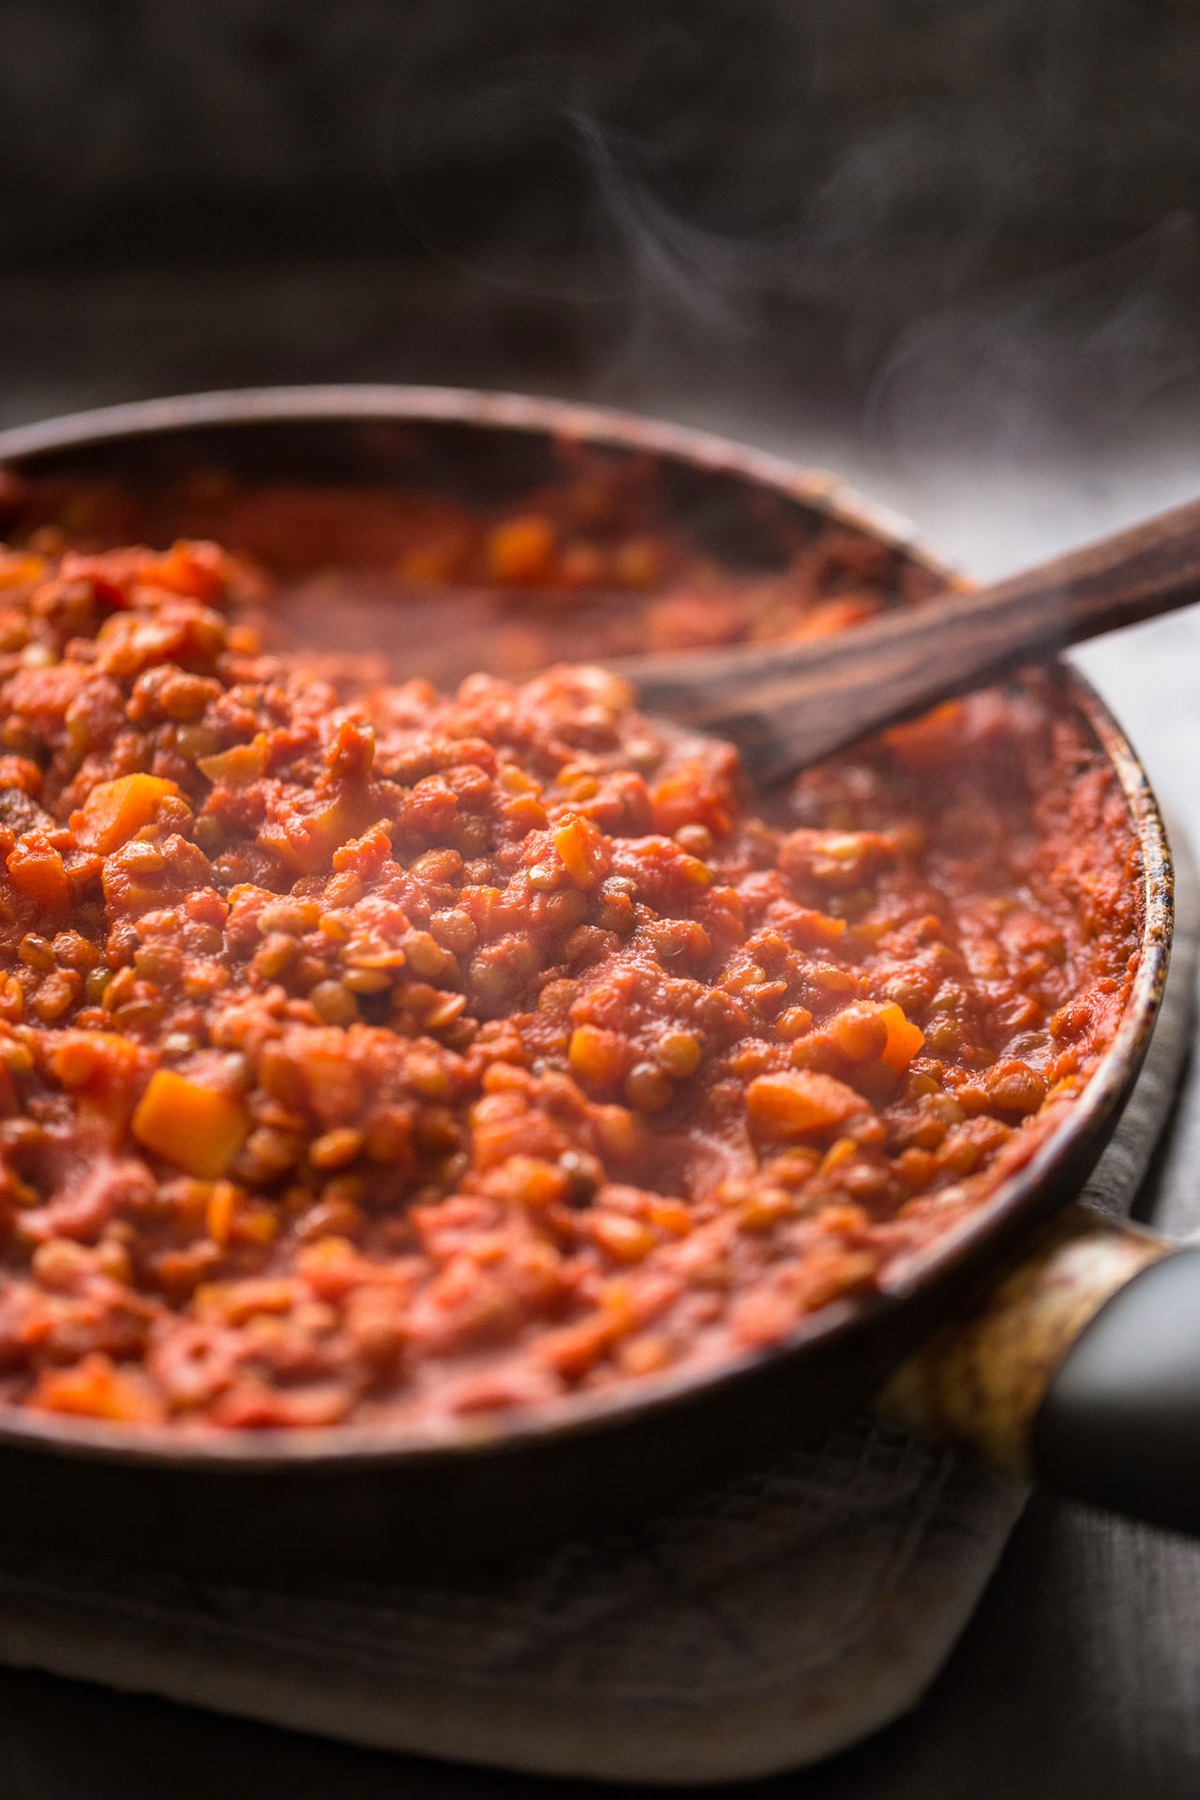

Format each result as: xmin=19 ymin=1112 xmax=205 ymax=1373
xmin=0 ymin=855 xmax=1192 ymax=1787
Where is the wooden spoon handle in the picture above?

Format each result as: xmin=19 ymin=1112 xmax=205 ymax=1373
xmin=615 ymin=493 xmax=1200 ymax=780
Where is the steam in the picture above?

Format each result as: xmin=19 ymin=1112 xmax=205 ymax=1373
xmin=567 ymin=112 xmax=753 ymax=333
xmin=866 ymin=214 xmax=1200 ymax=467
xmin=377 ymin=10 xmax=1200 ymax=477
xmin=379 ymin=45 xmax=778 ymax=334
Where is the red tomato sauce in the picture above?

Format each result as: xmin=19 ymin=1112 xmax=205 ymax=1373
xmin=0 ymin=471 xmax=1140 ymax=1432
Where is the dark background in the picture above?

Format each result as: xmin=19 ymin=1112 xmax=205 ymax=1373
xmin=3 ymin=6 xmax=1200 ymax=1797
xmin=12 ymin=0 xmax=1179 ymax=276
xmin=6 ymin=0 xmax=1200 ymax=463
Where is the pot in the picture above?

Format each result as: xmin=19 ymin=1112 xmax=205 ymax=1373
xmin=0 ymin=385 xmax=1184 ymax=1576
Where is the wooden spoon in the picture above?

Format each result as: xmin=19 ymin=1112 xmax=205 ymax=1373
xmin=610 ymin=493 xmax=1200 ymax=783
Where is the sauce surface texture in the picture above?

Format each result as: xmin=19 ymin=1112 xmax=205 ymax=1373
xmin=0 ymin=482 xmax=1141 ymax=1433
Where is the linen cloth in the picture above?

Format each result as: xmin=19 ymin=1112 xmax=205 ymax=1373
xmin=0 ymin=859 xmax=1190 ymax=1786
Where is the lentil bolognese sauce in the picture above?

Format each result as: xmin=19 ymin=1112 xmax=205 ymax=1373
xmin=0 ymin=465 xmax=1141 ymax=1432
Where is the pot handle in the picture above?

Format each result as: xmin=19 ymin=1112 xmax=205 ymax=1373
xmin=875 ymin=1203 xmax=1200 ymax=1535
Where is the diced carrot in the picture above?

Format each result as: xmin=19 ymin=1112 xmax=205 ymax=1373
xmin=6 ymin=840 xmax=71 ymax=913
xmin=205 ymin=1179 xmax=238 ymax=1247
xmin=536 ymin=1311 xmax=614 ymax=1381
xmin=0 ymin=553 xmax=45 ymax=590
xmin=258 ymin=792 xmax=368 ymax=875
xmin=818 ymin=1135 xmax=858 ymax=1177
xmin=650 ymin=758 xmax=733 ymax=837
xmin=296 ymin=1235 xmax=366 ymax=1299
xmin=487 ymin=514 xmax=555 ymax=584
xmin=787 ymin=909 xmax=849 ymax=951
xmin=332 ymin=820 xmax=393 ymax=877
xmin=878 ymin=1001 xmax=925 ymax=1072
xmin=211 ymin=1380 xmax=352 ymax=1429
xmin=132 ymin=1069 xmax=249 ymax=1179
xmin=30 ymin=1352 xmax=165 ymax=1424
xmin=232 ymin=1201 xmax=280 ymax=1247
xmin=196 ymin=736 xmax=270 ymax=787
xmin=649 ymin=1197 xmax=693 ymax=1237
xmin=138 ymin=540 xmax=229 ymax=600
xmin=827 ymin=1003 xmax=889 ymax=1064
xmin=71 ymin=773 xmax=180 ymax=854
xmin=553 ymin=814 xmax=607 ymax=890
xmin=51 ymin=1029 xmax=143 ymax=1136
xmin=747 ymin=1068 xmax=867 ymax=1139
xmin=195 ymin=1278 xmax=297 ymax=1325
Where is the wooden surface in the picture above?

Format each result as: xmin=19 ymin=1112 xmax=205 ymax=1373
xmin=0 ymin=1493 xmax=1192 ymax=1799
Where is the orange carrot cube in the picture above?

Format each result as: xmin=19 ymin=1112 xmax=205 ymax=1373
xmin=196 ymin=737 xmax=270 ymax=787
xmin=30 ymin=1352 xmax=164 ymax=1423
xmin=71 ymin=773 xmax=180 ymax=854
xmin=747 ymin=1068 xmax=867 ymax=1139
xmin=132 ymin=1069 xmax=248 ymax=1179
xmin=553 ymin=814 xmax=606 ymax=890
xmin=6 ymin=840 xmax=71 ymax=912
xmin=878 ymin=1001 xmax=925 ymax=1072
xmin=487 ymin=514 xmax=555 ymax=584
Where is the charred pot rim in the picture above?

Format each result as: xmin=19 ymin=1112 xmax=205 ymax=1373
xmin=0 ymin=385 xmax=1171 ymax=1476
